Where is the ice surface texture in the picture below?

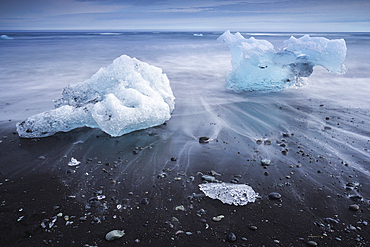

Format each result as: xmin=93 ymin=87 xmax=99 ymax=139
xmin=218 ymin=30 xmax=347 ymax=92
xmin=199 ymin=183 xmax=258 ymax=206
xmin=17 ymin=55 xmax=175 ymax=138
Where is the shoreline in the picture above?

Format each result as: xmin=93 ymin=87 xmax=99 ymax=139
xmin=0 ymin=121 xmax=369 ymax=246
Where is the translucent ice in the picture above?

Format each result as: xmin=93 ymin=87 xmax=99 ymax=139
xmin=1 ymin=34 xmax=13 ymax=40
xmin=199 ymin=183 xmax=258 ymax=206
xmin=218 ymin=30 xmax=347 ymax=92
xmin=17 ymin=55 xmax=175 ymax=138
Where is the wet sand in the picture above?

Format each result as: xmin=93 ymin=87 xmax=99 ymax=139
xmin=1 ymin=102 xmax=369 ymax=247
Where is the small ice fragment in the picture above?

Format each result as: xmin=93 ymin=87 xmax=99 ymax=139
xmin=97 ymin=195 xmax=106 ymax=200
xmin=199 ymin=183 xmax=258 ymax=206
xmin=1 ymin=35 xmax=13 ymax=40
xmin=105 ymin=230 xmax=125 ymax=241
xmin=68 ymin=157 xmax=81 ymax=166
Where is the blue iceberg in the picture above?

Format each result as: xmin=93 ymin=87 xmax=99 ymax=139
xmin=17 ymin=55 xmax=175 ymax=138
xmin=218 ymin=30 xmax=347 ymax=92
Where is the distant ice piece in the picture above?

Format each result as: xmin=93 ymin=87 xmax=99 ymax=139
xmin=1 ymin=35 xmax=13 ymax=40
xmin=218 ymin=30 xmax=347 ymax=92
xmin=68 ymin=157 xmax=81 ymax=166
xmin=193 ymin=33 xmax=203 ymax=37
xmin=199 ymin=183 xmax=258 ymax=206
xmin=17 ymin=55 xmax=175 ymax=138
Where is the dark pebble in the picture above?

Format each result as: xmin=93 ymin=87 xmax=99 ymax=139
xmin=268 ymin=192 xmax=281 ymax=200
xmin=171 ymin=157 xmax=177 ymax=161
xmin=132 ymin=150 xmax=139 ymax=155
xmin=199 ymin=137 xmax=210 ymax=144
xmin=141 ymin=198 xmax=149 ymax=205
xmin=282 ymin=133 xmax=290 ymax=137
xmin=66 ymin=169 xmax=76 ymax=174
xmin=249 ymin=225 xmax=257 ymax=231
xmin=264 ymin=172 xmax=269 ymax=176
xmin=349 ymin=204 xmax=359 ymax=211
xmin=227 ymin=232 xmax=237 ymax=242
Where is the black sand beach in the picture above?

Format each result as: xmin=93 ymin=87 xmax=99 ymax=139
xmin=1 ymin=97 xmax=370 ymax=246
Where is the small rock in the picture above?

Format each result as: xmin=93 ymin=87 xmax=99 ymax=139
xmin=212 ymin=215 xmax=224 ymax=222
xmin=175 ymin=205 xmax=185 ymax=211
xmin=171 ymin=157 xmax=177 ymax=161
xmin=268 ymin=192 xmax=281 ymax=200
xmin=349 ymin=204 xmax=360 ymax=211
xmin=227 ymin=232 xmax=237 ymax=242
xmin=105 ymin=230 xmax=125 ymax=241
xmin=199 ymin=137 xmax=210 ymax=143
xmin=38 ymin=155 xmax=46 ymax=160
xmin=202 ymin=175 xmax=216 ymax=182
xmin=141 ymin=198 xmax=149 ymax=205
xmin=307 ymin=240 xmax=318 ymax=246
xmin=264 ymin=140 xmax=271 ymax=145
xmin=249 ymin=225 xmax=257 ymax=231
xmin=256 ymin=139 xmax=263 ymax=145
xmin=171 ymin=217 xmax=179 ymax=222
xmin=283 ymin=133 xmax=290 ymax=137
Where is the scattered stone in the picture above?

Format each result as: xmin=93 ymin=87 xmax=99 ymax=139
xmin=281 ymin=150 xmax=287 ymax=155
xmin=171 ymin=217 xmax=179 ymax=222
xmin=264 ymin=172 xmax=269 ymax=176
xmin=268 ymin=192 xmax=281 ymax=200
xmin=256 ymin=139 xmax=263 ymax=145
xmin=202 ymin=175 xmax=216 ymax=182
xmin=105 ymin=230 xmax=125 ymax=241
xmin=141 ymin=198 xmax=149 ymax=205
xmin=210 ymin=170 xmax=221 ymax=176
xmin=175 ymin=205 xmax=185 ymax=211
xmin=261 ymin=159 xmax=271 ymax=166
xmin=185 ymin=232 xmax=192 ymax=235
xmin=171 ymin=157 xmax=177 ymax=161
xmin=249 ymin=225 xmax=257 ymax=231
xmin=349 ymin=204 xmax=360 ymax=211
xmin=38 ymin=155 xmax=46 ymax=160
xmin=324 ymin=217 xmax=339 ymax=224
xmin=199 ymin=137 xmax=210 ymax=143
xmin=66 ymin=169 xmax=76 ymax=174
xmin=307 ymin=240 xmax=318 ymax=246
xmin=212 ymin=215 xmax=224 ymax=222
xmin=264 ymin=140 xmax=271 ymax=145
xmin=346 ymin=182 xmax=360 ymax=190
xmin=227 ymin=232 xmax=237 ymax=242
xmin=283 ymin=133 xmax=290 ymax=137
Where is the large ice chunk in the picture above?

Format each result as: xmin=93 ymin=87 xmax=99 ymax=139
xmin=199 ymin=183 xmax=258 ymax=206
xmin=16 ymin=55 xmax=175 ymax=138
xmin=218 ymin=30 xmax=347 ymax=92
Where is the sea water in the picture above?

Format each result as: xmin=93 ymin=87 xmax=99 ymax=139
xmin=1 ymin=31 xmax=370 ymax=196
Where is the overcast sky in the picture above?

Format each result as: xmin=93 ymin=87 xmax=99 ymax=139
xmin=1 ymin=0 xmax=369 ymax=32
